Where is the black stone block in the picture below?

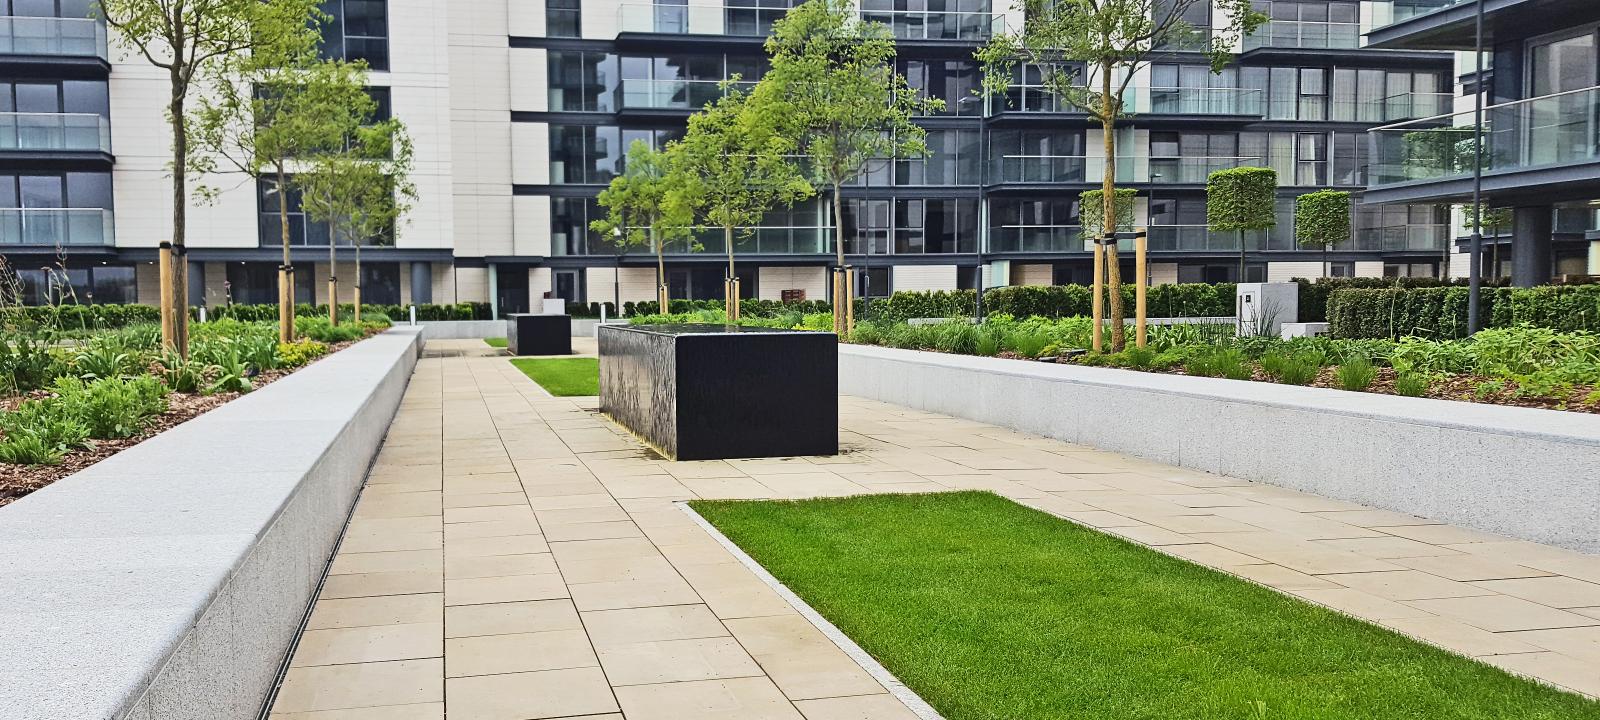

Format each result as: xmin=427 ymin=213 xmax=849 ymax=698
xmin=507 ymin=314 xmax=572 ymax=356
xmin=598 ymin=324 xmax=838 ymax=461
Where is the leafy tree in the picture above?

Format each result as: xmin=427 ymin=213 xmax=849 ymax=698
xmin=1207 ymin=166 xmax=1278 ymax=281
xmin=298 ymin=119 xmax=417 ymax=325
xmin=980 ymin=0 xmax=1265 ymax=350
xmin=756 ymin=0 xmax=941 ymax=332
xmin=671 ymin=89 xmax=811 ymax=323
xmin=1080 ymin=188 xmax=1136 ymax=351
xmin=1295 ymin=190 xmax=1351 ymax=278
xmin=196 ymin=56 xmax=376 ymax=342
xmin=590 ymin=140 xmax=695 ymax=311
xmin=97 ymin=0 xmax=325 ymax=355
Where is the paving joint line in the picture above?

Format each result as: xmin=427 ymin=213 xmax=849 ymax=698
xmin=677 ymin=501 xmax=947 ymax=720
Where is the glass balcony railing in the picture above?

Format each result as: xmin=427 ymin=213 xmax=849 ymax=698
xmin=1369 ymin=85 xmax=1600 ymax=188
xmin=1373 ymin=92 xmax=1454 ymax=123
xmin=1147 ymin=225 xmax=1269 ymax=252
xmin=615 ymin=4 xmax=998 ymax=39
xmin=0 ymin=208 xmax=114 ymax=246
xmin=1243 ymin=20 xmax=1360 ymax=50
xmin=0 ymin=16 xmax=106 ymax=58
xmin=1148 ymin=87 xmax=1265 ymax=116
xmin=0 ymin=113 xmax=110 ymax=152
xmin=858 ymin=9 xmax=1002 ymax=41
xmin=990 ymin=155 xmax=1265 ymax=184
xmin=1337 ymin=224 xmax=1449 ymax=251
xmin=987 ymin=225 xmax=1084 ymax=253
xmin=616 ymin=78 xmax=754 ymax=110
xmin=1147 ymin=156 xmax=1265 ymax=184
xmin=1371 ymin=0 xmax=1470 ymax=30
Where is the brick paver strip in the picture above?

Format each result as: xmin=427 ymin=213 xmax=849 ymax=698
xmin=267 ymin=340 xmax=1600 ymax=718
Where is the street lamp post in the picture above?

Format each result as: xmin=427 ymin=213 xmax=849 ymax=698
xmin=1467 ymin=0 xmax=1486 ymax=333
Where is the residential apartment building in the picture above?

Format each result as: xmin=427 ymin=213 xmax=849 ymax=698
xmin=0 ymin=1 xmax=1459 ymax=310
xmin=1365 ymin=0 xmax=1600 ymax=286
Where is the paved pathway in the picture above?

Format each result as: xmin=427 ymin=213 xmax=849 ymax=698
xmin=269 ymin=341 xmax=1600 ymax=718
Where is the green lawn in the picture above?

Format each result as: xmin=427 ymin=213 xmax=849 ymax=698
xmin=483 ymin=337 xmax=507 ymax=348
xmin=692 ymin=492 xmax=1600 ymax=720
xmin=510 ymin=357 xmax=599 ymax=396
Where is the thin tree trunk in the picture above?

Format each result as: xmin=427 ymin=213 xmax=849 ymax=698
xmin=354 ymin=241 xmax=362 ymax=324
xmin=724 ymin=223 xmax=736 ymax=323
xmin=328 ymin=212 xmax=338 ymax=326
xmin=1239 ymin=230 xmax=1247 ymax=279
xmin=277 ymin=168 xmax=294 ymax=343
xmin=655 ymin=226 xmax=667 ymax=311
xmin=832 ymin=183 xmax=848 ymax=335
xmin=168 ymin=72 xmax=190 ymax=358
xmin=1101 ymin=67 xmax=1125 ymax=352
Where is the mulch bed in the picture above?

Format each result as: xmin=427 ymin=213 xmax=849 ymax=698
xmin=0 ymin=336 xmax=368 ymax=508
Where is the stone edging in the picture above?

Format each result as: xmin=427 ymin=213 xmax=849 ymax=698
xmin=677 ymin=501 xmax=947 ymax=720
xmin=0 ymin=327 xmax=424 ymax=720
xmin=838 ymin=344 xmax=1600 ymax=553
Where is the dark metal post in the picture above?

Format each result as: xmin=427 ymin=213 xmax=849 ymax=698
xmin=1467 ymin=0 xmax=1486 ymax=333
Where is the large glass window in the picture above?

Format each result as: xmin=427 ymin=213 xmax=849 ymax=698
xmin=257 ymin=177 xmax=393 ymax=247
xmin=844 ymin=198 xmax=977 ymax=254
xmin=547 ymin=51 xmax=618 ymax=112
xmin=1529 ymin=31 xmax=1596 ymax=96
xmin=320 ymin=0 xmax=389 ymax=71
xmin=3 ymin=0 xmax=93 ymax=17
xmin=360 ymin=263 xmax=401 ymax=304
xmin=901 ymin=60 xmax=980 ymax=116
xmin=549 ymin=125 xmax=622 ymax=184
xmin=547 ymin=0 xmax=581 ymax=37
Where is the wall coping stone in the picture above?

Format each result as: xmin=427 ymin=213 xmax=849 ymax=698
xmin=0 ymin=327 xmax=423 ymax=720
xmin=841 ymin=344 xmax=1600 ymax=448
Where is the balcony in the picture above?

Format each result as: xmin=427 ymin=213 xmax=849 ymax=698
xmin=1370 ymin=0 xmax=1471 ymax=31
xmin=0 ymin=113 xmax=110 ymax=153
xmin=1243 ymin=20 xmax=1360 ymax=50
xmin=0 ymin=16 xmax=107 ymax=59
xmin=616 ymin=78 xmax=754 ymax=111
xmin=1147 ymin=87 xmax=1265 ymax=117
xmin=1147 ymin=225 xmax=1270 ymax=252
xmin=0 ymin=208 xmax=114 ymax=247
xmin=1368 ymin=85 xmax=1600 ymax=203
xmin=1373 ymin=92 xmax=1454 ymax=123
xmin=1337 ymin=224 xmax=1449 ymax=251
xmin=858 ymin=9 xmax=1002 ymax=41
xmin=987 ymin=225 xmax=1084 ymax=254
xmin=614 ymin=4 xmax=998 ymax=40
xmin=989 ymin=155 xmax=1265 ymax=185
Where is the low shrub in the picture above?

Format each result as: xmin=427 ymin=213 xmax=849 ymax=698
xmin=1327 ymin=285 xmax=1600 ymax=339
xmin=1395 ymin=373 xmax=1429 ymax=397
xmin=51 ymin=375 xmax=168 ymax=439
xmin=1260 ymin=351 xmax=1319 ymax=385
xmin=1335 ymin=355 xmax=1378 ymax=391
xmin=1187 ymin=348 xmax=1252 ymax=380
xmin=277 ymin=339 xmax=329 ymax=368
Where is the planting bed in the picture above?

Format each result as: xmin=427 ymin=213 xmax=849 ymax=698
xmin=0 ymin=316 xmax=388 ymax=506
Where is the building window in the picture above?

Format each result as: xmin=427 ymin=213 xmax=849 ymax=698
xmin=547 ymin=51 xmax=618 ymax=112
xmin=4 ymin=0 xmax=94 ymax=18
xmin=258 ymin=177 xmax=393 ymax=247
xmin=901 ymin=60 xmax=980 ymax=116
xmin=1327 ymin=261 xmax=1355 ymax=277
xmin=320 ymin=0 xmax=389 ymax=71
xmin=360 ymin=263 xmax=401 ymax=304
xmin=856 ymin=266 xmax=890 ymax=298
xmin=547 ymin=0 xmax=580 ymax=38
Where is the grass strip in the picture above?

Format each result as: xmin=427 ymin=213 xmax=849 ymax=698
xmin=484 ymin=337 xmax=507 ymax=348
xmin=510 ymin=357 xmax=599 ymax=396
xmin=692 ymin=491 xmax=1600 ymax=720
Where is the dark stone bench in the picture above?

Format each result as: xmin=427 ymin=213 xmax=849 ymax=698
xmin=507 ymin=313 xmax=572 ymax=356
xmin=598 ymin=324 xmax=837 ymax=460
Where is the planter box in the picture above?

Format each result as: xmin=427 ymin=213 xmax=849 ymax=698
xmin=507 ymin=313 xmax=572 ymax=356
xmin=598 ymin=324 xmax=837 ymax=460
xmin=839 ymin=344 xmax=1600 ymax=553
xmin=0 ymin=328 xmax=423 ymax=720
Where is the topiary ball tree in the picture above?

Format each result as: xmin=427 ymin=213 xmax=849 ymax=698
xmin=1207 ymin=167 xmax=1278 ymax=281
xmin=1294 ymin=189 xmax=1351 ymax=278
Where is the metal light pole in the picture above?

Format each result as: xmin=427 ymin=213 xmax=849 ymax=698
xmin=1467 ymin=0 xmax=1486 ymax=333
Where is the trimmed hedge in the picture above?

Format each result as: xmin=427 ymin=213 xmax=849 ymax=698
xmin=0 ymin=301 xmax=492 ymax=330
xmin=203 ymin=302 xmax=492 ymax=323
xmin=983 ymin=283 xmax=1235 ymax=319
xmin=0 ymin=304 xmax=161 ymax=330
xmin=621 ymin=298 xmax=833 ymax=318
xmin=1327 ymin=285 xmax=1600 ymax=339
xmin=1289 ymin=277 xmax=1509 ymax=324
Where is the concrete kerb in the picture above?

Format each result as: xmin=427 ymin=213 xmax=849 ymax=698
xmin=0 ymin=326 xmax=424 ymax=720
xmin=838 ymin=344 xmax=1600 ymax=553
